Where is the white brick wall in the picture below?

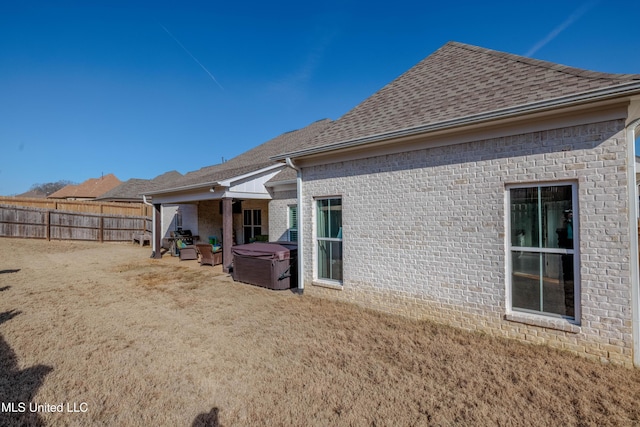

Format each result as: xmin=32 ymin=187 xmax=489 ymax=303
xmin=300 ymin=119 xmax=634 ymax=365
xmin=269 ymin=189 xmax=297 ymax=242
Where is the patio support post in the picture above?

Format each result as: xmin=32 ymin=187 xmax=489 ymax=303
xmin=222 ymin=197 xmax=233 ymax=273
xmin=152 ymin=203 xmax=162 ymax=259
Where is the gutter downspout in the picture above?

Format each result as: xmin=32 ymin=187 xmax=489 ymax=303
xmin=142 ymin=195 xmax=157 ymax=258
xmin=286 ymin=157 xmax=304 ymax=294
xmin=627 ymin=119 xmax=640 ymax=367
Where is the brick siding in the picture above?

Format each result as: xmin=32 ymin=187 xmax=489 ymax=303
xmin=300 ymin=119 xmax=634 ymax=366
xmin=269 ymin=189 xmax=297 ymax=242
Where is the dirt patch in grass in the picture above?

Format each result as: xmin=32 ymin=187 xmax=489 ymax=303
xmin=1 ymin=238 xmax=640 ymax=426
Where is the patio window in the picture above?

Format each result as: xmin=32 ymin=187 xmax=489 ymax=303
xmin=288 ymin=205 xmax=298 ymax=242
xmin=508 ymin=183 xmax=578 ymax=320
xmin=316 ymin=198 xmax=342 ymax=283
xmin=243 ymin=209 xmax=262 ymax=243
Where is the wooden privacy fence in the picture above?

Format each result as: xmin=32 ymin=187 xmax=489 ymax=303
xmin=0 ymin=204 xmax=152 ymax=242
xmin=0 ymin=196 xmax=153 ymax=217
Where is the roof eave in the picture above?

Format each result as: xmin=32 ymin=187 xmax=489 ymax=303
xmin=272 ymin=81 xmax=640 ymax=161
xmin=143 ymin=181 xmax=220 ymax=196
xmin=264 ymin=178 xmax=297 ymax=188
xmin=143 ymin=163 xmax=285 ymax=196
xmin=216 ymin=163 xmax=284 ymax=187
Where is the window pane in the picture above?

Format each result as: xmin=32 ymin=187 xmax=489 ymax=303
xmin=512 ymin=251 xmax=575 ymax=318
xmin=541 ymin=186 xmax=572 ymax=249
xmin=289 ymin=206 xmax=298 ymax=230
xmin=510 ymin=187 xmax=539 ymax=248
xmin=244 ymin=210 xmax=251 ymax=226
xmin=329 ymin=203 xmax=342 ymax=239
xmin=317 ymin=199 xmax=342 ymax=238
xmin=318 ymin=240 xmax=343 ymax=281
xmin=542 ymin=253 xmax=574 ymax=317
xmin=317 ymin=200 xmax=330 ymax=238
xmin=512 ymin=252 xmax=541 ymax=312
xmin=254 ymin=210 xmax=262 ymax=226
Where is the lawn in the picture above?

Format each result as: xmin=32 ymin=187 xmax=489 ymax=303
xmin=1 ymin=238 xmax=640 ymax=426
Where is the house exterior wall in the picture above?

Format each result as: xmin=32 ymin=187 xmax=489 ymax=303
xmin=197 ymin=199 xmax=270 ymax=245
xmin=268 ymin=188 xmax=297 ymax=242
xmin=300 ymin=119 xmax=634 ymax=366
xmin=197 ymin=200 xmax=221 ymax=243
xmin=162 ymin=203 xmax=198 ymax=241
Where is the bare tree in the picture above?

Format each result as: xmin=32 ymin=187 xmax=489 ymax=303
xmin=29 ymin=180 xmax=75 ymax=196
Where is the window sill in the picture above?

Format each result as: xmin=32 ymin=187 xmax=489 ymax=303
xmin=312 ymin=279 xmax=343 ymax=290
xmin=505 ymin=312 xmax=580 ymax=334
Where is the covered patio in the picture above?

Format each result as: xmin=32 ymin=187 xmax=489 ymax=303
xmin=145 ymin=163 xmax=283 ymax=272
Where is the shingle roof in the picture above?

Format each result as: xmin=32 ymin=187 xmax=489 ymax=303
xmin=96 ymin=171 xmax=183 ymax=201
xmin=267 ymin=167 xmax=298 ymax=184
xmin=48 ymin=174 xmax=122 ymax=199
xmin=152 ymin=119 xmax=332 ymax=193
xmin=95 ymin=178 xmax=148 ymax=201
xmin=14 ymin=189 xmax=47 ymax=198
xmin=279 ymin=41 xmax=640 ymax=156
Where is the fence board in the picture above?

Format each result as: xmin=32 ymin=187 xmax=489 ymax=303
xmin=0 ymin=197 xmax=152 ymax=217
xmin=0 ymin=204 xmax=151 ymax=242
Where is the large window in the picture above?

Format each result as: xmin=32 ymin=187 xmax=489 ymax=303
xmin=288 ymin=205 xmax=298 ymax=242
xmin=243 ymin=209 xmax=262 ymax=243
xmin=316 ymin=198 xmax=342 ymax=283
xmin=509 ymin=183 xmax=577 ymax=319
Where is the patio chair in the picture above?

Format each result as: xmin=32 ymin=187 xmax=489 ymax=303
xmin=178 ymin=244 xmax=198 ymax=261
xmin=196 ymin=244 xmax=222 ymax=266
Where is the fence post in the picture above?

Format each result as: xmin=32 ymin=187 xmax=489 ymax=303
xmin=46 ymin=210 xmax=51 ymax=241
xmin=99 ymin=216 xmax=104 ymax=243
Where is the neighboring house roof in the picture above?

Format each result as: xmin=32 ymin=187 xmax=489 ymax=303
xmin=48 ymin=174 xmax=122 ymax=199
xmin=273 ymin=41 xmax=640 ymax=159
xmin=95 ymin=178 xmax=149 ymax=202
xmin=14 ymin=189 xmax=47 ymax=198
xmin=150 ymin=119 xmax=332 ymax=194
xmin=96 ymin=171 xmax=183 ymax=202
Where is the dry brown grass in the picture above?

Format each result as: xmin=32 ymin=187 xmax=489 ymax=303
xmin=1 ymin=238 xmax=640 ymax=426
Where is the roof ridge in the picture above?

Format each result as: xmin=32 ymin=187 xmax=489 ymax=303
xmin=448 ymin=41 xmax=640 ymax=81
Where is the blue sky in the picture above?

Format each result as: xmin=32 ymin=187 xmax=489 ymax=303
xmin=1 ymin=1 xmax=639 ymax=195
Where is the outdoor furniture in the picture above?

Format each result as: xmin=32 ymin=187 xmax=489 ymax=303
xmin=167 ymin=230 xmax=200 ymax=256
xmin=232 ymin=242 xmax=297 ymax=290
xmin=179 ymin=245 xmax=198 ymax=261
xmin=132 ymin=232 xmax=151 ymax=246
xmin=196 ymin=244 xmax=222 ymax=266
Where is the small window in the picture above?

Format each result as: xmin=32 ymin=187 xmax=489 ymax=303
xmin=508 ymin=183 xmax=577 ymax=319
xmin=288 ymin=205 xmax=298 ymax=242
xmin=316 ymin=198 xmax=342 ymax=283
xmin=243 ymin=209 xmax=262 ymax=243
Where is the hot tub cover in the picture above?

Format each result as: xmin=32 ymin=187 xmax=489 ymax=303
xmin=231 ymin=242 xmax=297 ymax=261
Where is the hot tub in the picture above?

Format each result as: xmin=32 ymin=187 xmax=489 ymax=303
xmin=231 ymin=242 xmax=297 ymax=290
